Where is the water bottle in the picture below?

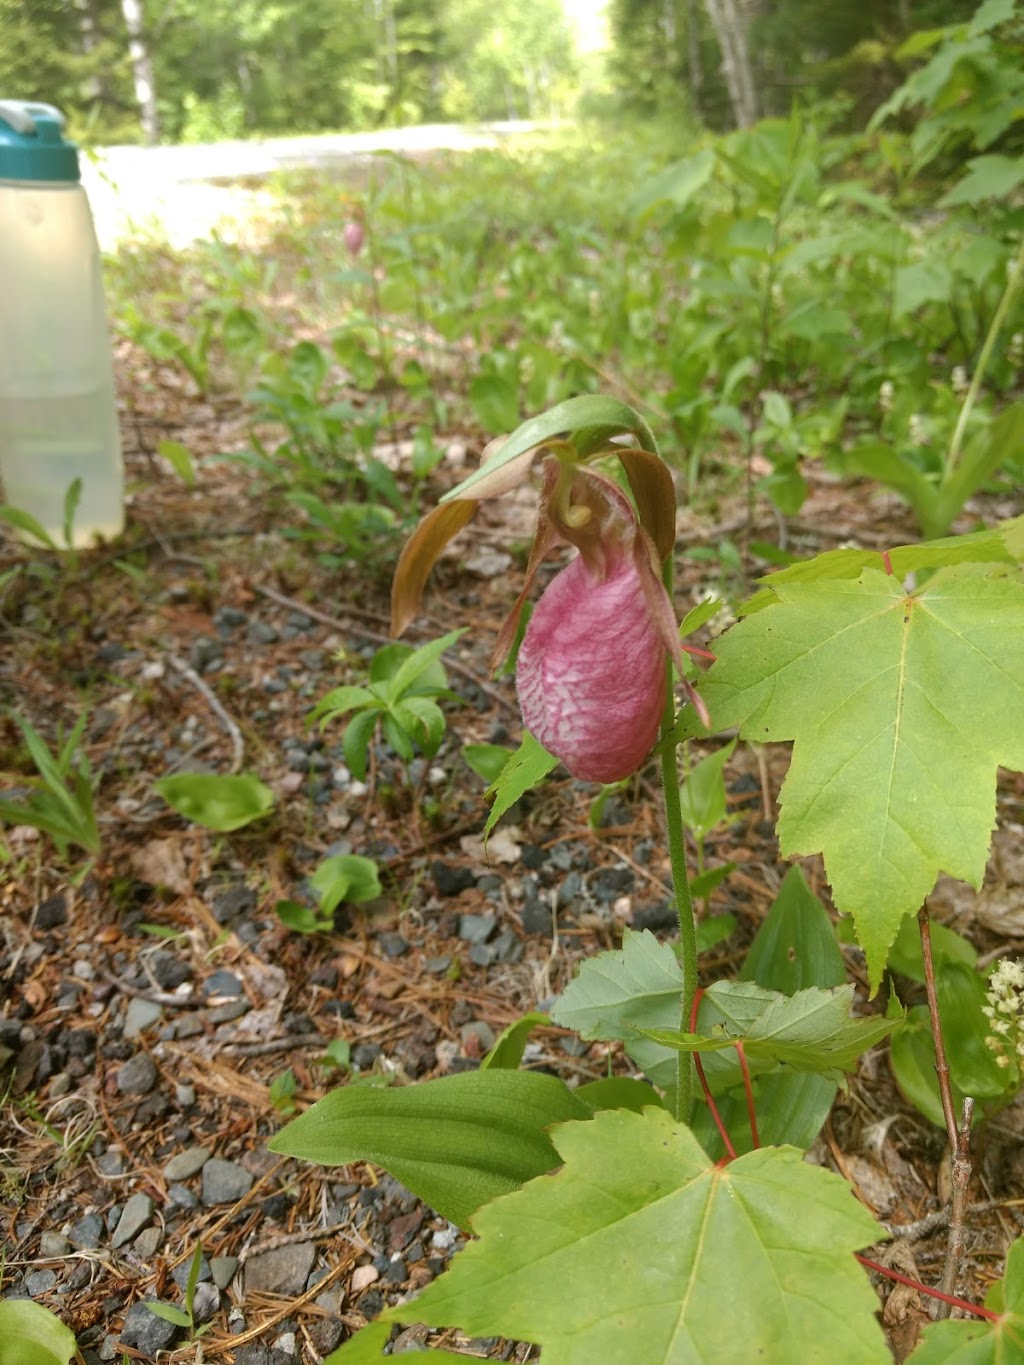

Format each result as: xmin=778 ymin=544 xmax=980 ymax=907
xmin=0 ymin=100 xmax=124 ymax=546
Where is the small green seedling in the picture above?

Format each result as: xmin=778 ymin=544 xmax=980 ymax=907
xmin=311 ymin=629 xmax=465 ymax=781
xmin=276 ymin=853 xmax=382 ymax=934
xmin=0 ymin=710 xmax=100 ymax=858
xmin=144 ymin=1241 xmax=211 ymax=1342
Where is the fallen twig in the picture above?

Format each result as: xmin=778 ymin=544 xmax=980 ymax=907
xmin=166 ymin=652 xmax=245 ymax=773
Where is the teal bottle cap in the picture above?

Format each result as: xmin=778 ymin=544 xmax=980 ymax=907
xmin=0 ymin=101 xmax=80 ymax=182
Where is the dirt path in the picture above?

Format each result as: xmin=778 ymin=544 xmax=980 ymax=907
xmin=82 ymin=121 xmax=548 ymax=251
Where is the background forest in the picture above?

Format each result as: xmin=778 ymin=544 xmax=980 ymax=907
xmin=0 ymin=0 xmax=1004 ymax=145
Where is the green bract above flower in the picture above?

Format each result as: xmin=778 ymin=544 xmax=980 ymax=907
xmin=391 ymin=416 xmax=707 ymax=783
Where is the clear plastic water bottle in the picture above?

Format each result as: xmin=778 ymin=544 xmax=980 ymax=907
xmin=0 ymin=100 xmax=124 ymax=546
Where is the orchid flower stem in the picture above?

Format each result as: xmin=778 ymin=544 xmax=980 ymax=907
xmin=660 ymin=559 xmax=697 ymax=1123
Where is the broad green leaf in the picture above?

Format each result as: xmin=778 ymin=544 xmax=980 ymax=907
xmin=890 ymin=1005 xmax=953 ymax=1128
xmin=469 ymin=373 xmax=521 ymax=434
xmin=342 ymin=708 xmax=380 ymax=781
xmin=310 ymin=855 xmax=382 ymax=912
xmin=693 ymin=909 xmax=737 ymax=949
xmin=906 ymin=1237 xmax=1024 ymax=1362
xmin=276 ymin=900 xmax=333 ymax=934
xmin=310 ymin=685 xmax=376 ymax=729
xmin=886 ymin=913 xmax=978 ymax=981
xmin=629 ymin=147 xmax=716 ymax=215
xmin=893 ymin=260 xmax=955 ymax=317
xmin=0 ymin=1300 xmax=77 ymax=1365
xmin=940 ymin=154 xmax=1024 ymax=207
xmin=741 ymin=866 xmax=846 ymax=994
xmin=443 ymin=395 xmax=657 ymax=501
xmin=839 ymin=443 xmax=936 ymax=530
xmin=574 ymin=1076 xmax=667 ymax=1113
xmin=155 ymin=773 xmax=275 ymax=832
xmin=386 ymin=1108 xmax=888 ymax=1363
xmin=323 ymin=1320 xmax=471 ymax=1363
xmin=480 ymin=1010 xmax=550 ymax=1070
xmin=740 ymin=516 xmax=1024 ymax=613
xmin=462 ymin=742 xmax=513 ymax=783
xmin=268 ymin=1069 xmax=592 ymax=1229
xmin=685 ymin=567 xmax=1024 ymax=985
xmin=482 ymin=730 xmax=558 ymax=839
xmin=551 ymin=927 xmax=684 ymax=1085
xmin=692 ymin=1069 xmax=837 ymax=1159
xmin=385 ymin=629 xmax=464 ymax=703
xmin=639 ymin=983 xmax=900 ymax=1087
xmin=678 ymin=740 xmax=736 ymax=839
xmin=158 ymin=439 xmax=196 ymax=486
xmin=936 ymin=404 xmax=1024 ymax=535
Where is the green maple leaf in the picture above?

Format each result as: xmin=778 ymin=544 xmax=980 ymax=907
xmin=638 ymin=982 xmax=901 ymax=1087
xmin=379 ymin=1107 xmax=887 ymax=1364
xmin=686 ymin=566 xmax=1024 ymax=985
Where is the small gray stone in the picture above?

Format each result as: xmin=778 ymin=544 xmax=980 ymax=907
xmin=204 ymin=969 xmax=243 ymax=997
xmin=212 ymin=884 xmax=256 ymax=923
xmin=123 ymin=998 xmax=163 ymax=1038
xmin=172 ymin=1252 xmax=211 ymax=1291
xmin=423 ymin=955 xmax=452 ymax=974
xmin=247 ymin=619 xmax=280 ymax=645
xmin=457 ymin=913 xmax=496 ymax=944
xmin=521 ymin=898 xmax=553 ymax=936
xmin=175 ymin=1083 xmax=196 ymax=1107
xmin=34 ymin=894 xmax=68 ymax=929
xmin=557 ymin=871 xmax=583 ymax=909
xmin=202 ymin=1158 xmax=253 ymax=1206
xmin=48 ymin=1072 xmax=72 ymax=1098
xmin=460 ymin=1020 xmax=496 ymax=1053
xmin=150 ymin=949 xmax=192 ymax=990
xmin=469 ymin=943 xmax=495 ymax=968
xmin=26 ymin=1268 xmax=57 ymax=1296
xmin=191 ymin=1280 xmax=220 ymax=1324
xmin=492 ymin=929 xmax=523 ymax=963
xmin=96 ymin=1147 xmax=124 ymax=1177
xmin=69 ymin=1213 xmax=105 ymax=1249
xmin=116 ymin=1053 xmax=157 ymax=1095
xmin=168 ymin=1182 xmax=198 ymax=1209
xmin=112 ymin=1193 xmax=154 ymax=1248
xmin=162 ymin=1145 xmax=212 ymax=1181
xmin=210 ymin=1255 xmax=239 ymax=1289
xmin=119 ymin=1300 xmax=179 ymax=1353
xmin=39 ymin=1232 xmax=69 ymax=1258
xmin=133 ymin=1226 xmax=164 ymax=1260
xmin=244 ymin=1241 xmax=316 ymax=1296
xmin=207 ymin=999 xmax=250 ymax=1023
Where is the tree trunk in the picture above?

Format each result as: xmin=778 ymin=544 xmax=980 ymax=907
xmin=687 ymin=0 xmax=703 ymax=120
xmin=73 ymin=0 xmax=101 ymax=103
xmin=702 ymin=0 xmax=759 ymax=127
xmin=119 ymin=0 xmax=160 ymax=144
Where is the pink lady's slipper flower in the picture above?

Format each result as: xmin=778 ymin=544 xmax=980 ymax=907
xmin=343 ymin=220 xmax=365 ymax=255
xmin=391 ymin=438 xmax=708 ymax=783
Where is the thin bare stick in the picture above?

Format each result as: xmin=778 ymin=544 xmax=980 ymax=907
xmin=939 ymin=1097 xmax=975 ymax=1316
xmin=918 ymin=907 xmax=975 ymax=1318
xmin=167 ymin=652 xmax=244 ymax=773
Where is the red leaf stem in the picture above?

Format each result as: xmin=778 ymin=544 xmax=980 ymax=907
xmin=689 ymin=987 xmax=738 ymax=1161
xmin=734 ymin=1041 xmax=759 ymax=1150
xmin=854 ymin=1254 xmax=1001 ymax=1323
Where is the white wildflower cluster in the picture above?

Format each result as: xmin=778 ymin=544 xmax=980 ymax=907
xmin=951 ymin=365 xmax=968 ymax=397
xmin=982 ymin=958 xmax=1024 ymax=1072
xmin=908 ymin=412 xmax=927 ymax=446
xmin=1009 ymin=332 xmax=1024 ymax=367
xmin=879 ymin=380 xmax=894 ymax=413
